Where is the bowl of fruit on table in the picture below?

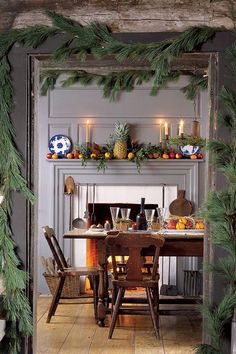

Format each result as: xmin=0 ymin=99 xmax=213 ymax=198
xmin=166 ymin=217 xmax=205 ymax=231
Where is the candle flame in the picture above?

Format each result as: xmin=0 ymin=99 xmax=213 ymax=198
xmin=86 ymin=120 xmax=90 ymax=124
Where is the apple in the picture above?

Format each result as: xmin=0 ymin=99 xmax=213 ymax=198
xmin=66 ymin=153 xmax=73 ymax=159
xmin=169 ymin=151 xmax=176 ymax=159
xmin=47 ymin=153 xmax=52 ymax=159
xmin=132 ymin=223 xmax=138 ymax=230
xmin=197 ymin=153 xmax=203 ymax=159
xmin=153 ymin=152 xmax=160 ymax=159
xmin=73 ymin=150 xmax=79 ymax=159
xmin=175 ymin=152 xmax=183 ymax=159
xmin=167 ymin=220 xmax=177 ymax=229
xmin=185 ymin=220 xmax=193 ymax=229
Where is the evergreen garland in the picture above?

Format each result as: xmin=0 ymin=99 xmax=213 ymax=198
xmin=40 ymin=11 xmax=216 ymax=99
xmin=195 ymin=69 xmax=236 ymax=352
xmin=0 ymin=8 xmax=232 ymax=354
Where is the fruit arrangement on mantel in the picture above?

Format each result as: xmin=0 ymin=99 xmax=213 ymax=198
xmin=46 ymin=121 xmax=205 ymax=172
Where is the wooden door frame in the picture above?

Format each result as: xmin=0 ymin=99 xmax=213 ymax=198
xmin=8 ymin=32 xmax=233 ymax=353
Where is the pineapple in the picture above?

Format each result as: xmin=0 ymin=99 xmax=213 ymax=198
xmin=113 ymin=121 xmax=129 ymax=159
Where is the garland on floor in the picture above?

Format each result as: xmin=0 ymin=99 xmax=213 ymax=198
xmin=0 ymin=8 xmax=233 ymax=354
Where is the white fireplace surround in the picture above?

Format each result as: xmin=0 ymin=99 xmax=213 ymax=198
xmin=37 ymin=159 xmax=202 ymax=294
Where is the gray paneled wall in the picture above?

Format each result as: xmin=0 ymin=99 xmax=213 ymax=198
xmin=36 ymin=75 xmax=207 ymax=294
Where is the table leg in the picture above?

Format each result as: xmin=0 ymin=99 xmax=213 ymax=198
xmin=97 ymin=239 xmax=108 ymax=327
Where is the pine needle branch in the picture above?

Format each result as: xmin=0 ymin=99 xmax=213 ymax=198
xmin=182 ymin=74 xmax=208 ymax=100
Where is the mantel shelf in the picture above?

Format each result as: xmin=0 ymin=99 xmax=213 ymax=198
xmin=46 ymin=159 xmax=204 ymax=164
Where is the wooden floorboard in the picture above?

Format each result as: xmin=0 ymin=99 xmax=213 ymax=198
xmin=36 ymin=296 xmax=202 ymax=354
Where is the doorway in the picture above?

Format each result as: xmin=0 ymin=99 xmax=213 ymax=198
xmin=32 ymin=52 xmax=217 ymax=352
xmin=7 ymin=30 xmax=227 ymax=352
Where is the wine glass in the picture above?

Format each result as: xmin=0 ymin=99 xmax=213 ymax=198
xmin=144 ymin=209 xmax=155 ymax=230
xmin=156 ymin=207 xmax=167 ymax=232
xmin=121 ymin=208 xmax=131 ymax=220
xmin=110 ymin=207 xmax=120 ymax=230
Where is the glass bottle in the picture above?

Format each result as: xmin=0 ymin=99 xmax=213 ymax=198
xmin=136 ymin=198 xmax=147 ymax=230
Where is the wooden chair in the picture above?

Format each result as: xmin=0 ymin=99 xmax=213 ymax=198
xmin=43 ymin=226 xmax=99 ymax=323
xmin=106 ymin=231 xmax=165 ymax=339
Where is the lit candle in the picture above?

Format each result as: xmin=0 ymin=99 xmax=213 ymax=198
xmin=179 ymin=120 xmax=184 ymax=136
xmin=164 ymin=122 xmax=168 ymax=136
xmin=85 ymin=120 xmax=90 ymax=144
xmin=159 ymin=120 xmax=162 ymax=143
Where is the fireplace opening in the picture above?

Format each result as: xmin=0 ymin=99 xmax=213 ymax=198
xmin=87 ymin=202 xmax=159 ymax=227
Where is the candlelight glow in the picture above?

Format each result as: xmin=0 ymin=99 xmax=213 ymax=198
xmin=85 ymin=120 xmax=90 ymax=144
xmin=159 ymin=120 xmax=163 ymax=143
xmin=179 ymin=120 xmax=184 ymax=135
xmin=164 ymin=122 xmax=168 ymax=136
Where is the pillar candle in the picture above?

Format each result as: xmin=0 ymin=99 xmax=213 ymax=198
xmin=159 ymin=120 xmax=162 ymax=143
xmin=85 ymin=120 xmax=90 ymax=144
xmin=179 ymin=120 xmax=184 ymax=136
xmin=164 ymin=122 xmax=168 ymax=136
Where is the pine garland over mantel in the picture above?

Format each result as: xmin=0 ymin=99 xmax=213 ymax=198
xmin=0 ymin=8 xmax=234 ymax=354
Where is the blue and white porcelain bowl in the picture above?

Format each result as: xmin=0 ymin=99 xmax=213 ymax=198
xmin=48 ymin=135 xmax=72 ymax=157
xmin=179 ymin=145 xmax=200 ymax=156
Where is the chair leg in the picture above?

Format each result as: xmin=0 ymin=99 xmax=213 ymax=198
xmin=111 ymin=285 xmax=118 ymax=315
xmin=146 ymin=287 xmax=160 ymax=338
xmin=108 ymin=287 xmax=125 ymax=339
xmin=93 ymin=275 xmax=99 ymax=320
xmin=47 ymin=276 xmax=65 ymax=323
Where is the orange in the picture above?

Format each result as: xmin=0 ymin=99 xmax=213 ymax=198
xmin=90 ymin=153 xmax=97 ymax=159
xmin=52 ymin=154 xmax=58 ymax=159
xmin=162 ymin=153 xmax=169 ymax=159
xmin=105 ymin=152 xmax=112 ymax=159
xmin=196 ymin=222 xmax=204 ymax=229
xmin=128 ymin=152 xmax=135 ymax=160
xmin=190 ymin=155 xmax=197 ymax=160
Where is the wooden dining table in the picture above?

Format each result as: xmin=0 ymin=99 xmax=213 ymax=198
xmin=64 ymin=229 xmax=204 ymax=326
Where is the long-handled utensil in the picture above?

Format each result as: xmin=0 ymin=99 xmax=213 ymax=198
xmin=64 ymin=176 xmax=75 ymax=229
xmin=84 ymin=183 xmax=90 ymax=219
xmin=90 ymin=183 xmax=96 ymax=224
xmin=72 ymin=183 xmax=85 ymax=229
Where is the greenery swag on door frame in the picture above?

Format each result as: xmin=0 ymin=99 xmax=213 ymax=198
xmin=0 ymin=9 xmax=235 ymax=354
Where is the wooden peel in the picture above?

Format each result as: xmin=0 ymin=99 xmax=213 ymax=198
xmin=169 ymin=190 xmax=192 ymax=216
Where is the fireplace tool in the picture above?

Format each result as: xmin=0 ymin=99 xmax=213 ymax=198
xmin=84 ymin=183 xmax=90 ymax=219
xmin=90 ymin=183 xmax=96 ymax=224
xmin=64 ymin=176 xmax=75 ymax=230
xmin=72 ymin=183 xmax=85 ymax=229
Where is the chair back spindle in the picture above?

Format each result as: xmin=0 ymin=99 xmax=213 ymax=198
xmin=43 ymin=226 xmax=68 ymax=272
